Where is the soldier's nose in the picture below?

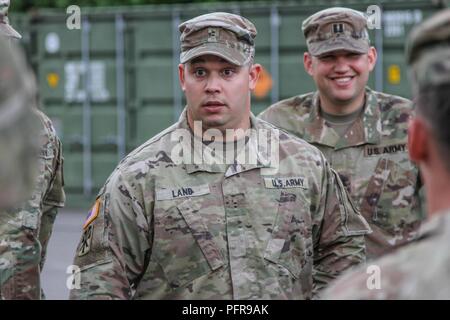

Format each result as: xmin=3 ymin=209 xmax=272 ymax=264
xmin=205 ymin=75 xmax=221 ymax=94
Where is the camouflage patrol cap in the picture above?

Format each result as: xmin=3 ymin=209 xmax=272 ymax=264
xmin=0 ymin=36 xmax=38 ymax=208
xmin=302 ymin=7 xmax=370 ymax=56
xmin=179 ymin=12 xmax=257 ymax=66
xmin=0 ymin=0 xmax=21 ymax=39
xmin=406 ymin=9 xmax=450 ymax=92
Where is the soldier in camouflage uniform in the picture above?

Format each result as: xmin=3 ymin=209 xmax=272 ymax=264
xmin=259 ymin=7 xmax=424 ymax=259
xmin=0 ymin=2 xmax=65 ymax=299
xmin=322 ymin=9 xmax=450 ymax=299
xmin=70 ymin=12 xmax=370 ymax=300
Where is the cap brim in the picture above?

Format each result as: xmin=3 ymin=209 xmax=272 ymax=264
xmin=180 ymin=43 xmax=247 ymax=66
xmin=0 ymin=23 xmax=22 ymax=39
xmin=309 ymin=37 xmax=368 ymax=56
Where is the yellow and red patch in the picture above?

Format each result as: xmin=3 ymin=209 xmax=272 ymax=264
xmin=83 ymin=198 xmax=101 ymax=230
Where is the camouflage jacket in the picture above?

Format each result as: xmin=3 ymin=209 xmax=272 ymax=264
xmin=70 ymin=109 xmax=370 ymax=300
xmin=259 ymin=87 xmax=424 ymax=259
xmin=322 ymin=209 xmax=450 ymax=299
xmin=0 ymin=109 xmax=65 ymax=299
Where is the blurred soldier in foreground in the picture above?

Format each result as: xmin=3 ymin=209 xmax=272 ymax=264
xmin=323 ymin=9 xmax=450 ymax=299
xmin=70 ymin=12 xmax=369 ymax=300
xmin=0 ymin=39 xmax=37 ymax=209
xmin=259 ymin=7 xmax=424 ymax=259
xmin=0 ymin=1 xmax=65 ymax=299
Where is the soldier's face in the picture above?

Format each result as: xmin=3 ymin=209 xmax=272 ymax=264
xmin=179 ymin=55 xmax=260 ymax=133
xmin=304 ymin=48 xmax=377 ymax=109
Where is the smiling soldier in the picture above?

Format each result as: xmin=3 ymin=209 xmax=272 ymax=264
xmin=259 ymin=7 xmax=424 ymax=259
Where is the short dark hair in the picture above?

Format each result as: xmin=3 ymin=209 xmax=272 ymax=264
xmin=416 ymin=83 xmax=450 ymax=172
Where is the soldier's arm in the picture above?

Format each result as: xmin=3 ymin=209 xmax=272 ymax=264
xmin=312 ymin=161 xmax=371 ymax=296
xmin=69 ymin=169 xmax=152 ymax=300
xmin=39 ymin=135 xmax=65 ymax=273
xmin=0 ymin=114 xmax=63 ymax=300
xmin=0 ymin=207 xmax=41 ymax=299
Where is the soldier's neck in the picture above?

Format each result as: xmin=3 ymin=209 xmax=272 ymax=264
xmin=319 ymin=93 xmax=365 ymax=116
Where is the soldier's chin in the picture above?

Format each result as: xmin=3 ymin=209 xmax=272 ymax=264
xmin=202 ymin=117 xmax=227 ymax=130
xmin=331 ymin=91 xmax=359 ymax=105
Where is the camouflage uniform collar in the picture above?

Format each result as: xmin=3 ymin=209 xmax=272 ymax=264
xmin=305 ymin=87 xmax=381 ymax=150
xmin=177 ymin=108 xmax=273 ymax=175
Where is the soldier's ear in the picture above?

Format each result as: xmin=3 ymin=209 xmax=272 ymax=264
xmin=248 ymin=63 xmax=261 ymax=91
xmin=178 ymin=63 xmax=186 ymax=91
xmin=303 ymin=52 xmax=314 ymax=76
xmin=408 ymin=117 xmax=428 ymax=163
xmin=367 ymin=47 xmax=377 ymax=72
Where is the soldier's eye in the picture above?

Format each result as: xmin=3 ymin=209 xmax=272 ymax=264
xmin=222 ymin=68 xmax=236 ymax=77
xmin=194 ymin=69 xmax=206 ymax=77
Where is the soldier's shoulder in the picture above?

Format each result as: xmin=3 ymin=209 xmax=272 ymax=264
xmin=257 ymin=117 xmax=325 ymax=162
xmin=369 ymin=90 xmax=414 ymax=137
xmin=258 ymin=92 xmax=316 ymax=136
xmin=325 ymin=216 xmax=450 ymax=299
xmin=33 ymin=109 xmax=59 ymax=140
xmin=371 ymin=90 xmax=414 ymax=114
xmin=259 ymin=92 xmax=316 ymax=119
xmin=108 ymin=123 xmax=180 ymax=182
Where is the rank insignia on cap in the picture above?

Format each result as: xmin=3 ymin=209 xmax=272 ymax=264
xmin=208 ymin=27 xmax=218 ymax=42
xmin=333 ymin=23 xmax=344 ymax=33
xmin=83 ymin=198 xmax=101 ymax=230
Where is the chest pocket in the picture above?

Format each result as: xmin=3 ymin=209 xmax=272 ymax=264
xmin=263 ymin=191 xmax=312 ymax=280
xmin=361 ymin=157 xmax=420 ymax=232
xmin=154 ymin=197 xmax=225 ymax=289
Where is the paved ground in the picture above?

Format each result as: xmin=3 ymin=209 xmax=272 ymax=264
xmin=41 ymin=208 xmax=86 ymax=300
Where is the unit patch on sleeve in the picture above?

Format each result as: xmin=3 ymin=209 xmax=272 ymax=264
xmin=78 ymin=224 xmax=94 ymax=257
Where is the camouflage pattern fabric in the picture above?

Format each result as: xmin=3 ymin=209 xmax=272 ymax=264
xmin=322 ymin=210 xmax=450 ymax=299
xmin=259 ymin=87 xmax=424 ymax=259
xmin=0 ymin=109 xmax=65 ymax=299
xmin=70 ymin=109 xmax=370 ymax=300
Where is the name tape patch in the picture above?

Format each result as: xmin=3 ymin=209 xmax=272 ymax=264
xmin=156 ymin=184 xmax=210 ymax=200
xmin=264 ymin=177 xmax=308 ymax=189
xmin=364 ymin=143 xmax=407 ymax=157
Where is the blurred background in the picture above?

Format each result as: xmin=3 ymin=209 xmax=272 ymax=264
xmin=8 ymin=0 xmax=450 ymax=299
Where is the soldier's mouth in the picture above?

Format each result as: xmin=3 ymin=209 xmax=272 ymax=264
xmin=202 ymin=101 xmax=226 ymax=111
xmin=329 ymin=76 xmax=355 ymax=86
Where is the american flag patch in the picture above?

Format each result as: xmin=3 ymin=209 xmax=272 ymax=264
xmin=83 ymin=199 xmax=101 ymax=229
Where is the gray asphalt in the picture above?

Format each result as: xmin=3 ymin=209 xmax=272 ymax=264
xmin=41 ymin=208 xmax=86 ymax=300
